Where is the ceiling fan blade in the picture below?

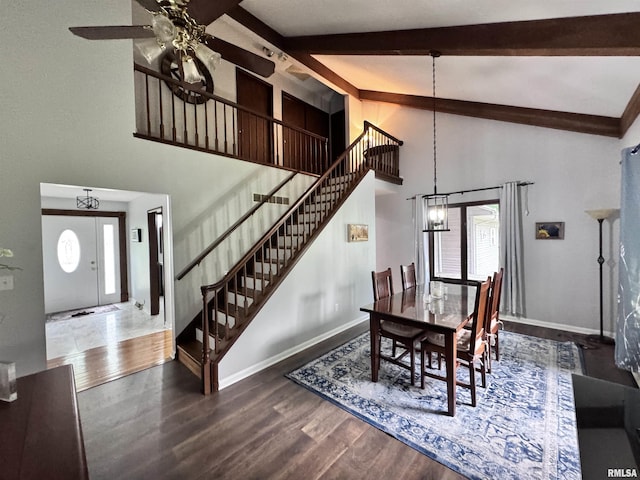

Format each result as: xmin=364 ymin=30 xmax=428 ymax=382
xmin=134 ymin=0 xmax=162 ymax=13
xmin=187 ymin=0 xmax=243 ymax=26
xmin=203 ymin=35 xmax=275 ymax=78
xmin=69 ymin=26 xmax=155 ymax=40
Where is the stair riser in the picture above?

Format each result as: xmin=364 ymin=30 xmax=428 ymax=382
xmin=265 ymin=247 xmax=293 ymax=261
xmin=277 ymin=236 xmax=304 ymax=248
xmin=241 ymin=276 xmax=269 ymax=290
xmin=254 ymin=262 xmax=278 ymax=274
xmin=286 ymin=224 xmax=313 ymax=235
xmin=227 ymin=291 xmax=253 ymax=308
xmin=304 ymin=202 xmax=333 ymax=214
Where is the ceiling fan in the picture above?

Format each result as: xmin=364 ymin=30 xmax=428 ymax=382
xmin=69 ymin=0 xmax=275 ymax=82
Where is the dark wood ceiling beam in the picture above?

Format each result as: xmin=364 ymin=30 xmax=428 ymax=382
xmin=226 ymin=7 xmax=360 ymax=97
xmin=620 ymin=83 xmax=640 ymax=138
xmin=284 ymin=13 xmax=640 ymax=56
xmin=187 ymin=0 xmax=244 ymax=26
xmin=359 ymin=91 xmax=621 ymax=137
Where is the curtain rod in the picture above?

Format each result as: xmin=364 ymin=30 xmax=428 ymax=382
xmin=406 ymin=181 xmax=534 ymax=200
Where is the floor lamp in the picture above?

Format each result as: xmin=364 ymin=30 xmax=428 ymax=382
xmin=585 ymin=209 xmax=618 ymax=345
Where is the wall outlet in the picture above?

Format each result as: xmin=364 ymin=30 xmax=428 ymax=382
xmin=0 ymin=276 xmax=14 ymax=291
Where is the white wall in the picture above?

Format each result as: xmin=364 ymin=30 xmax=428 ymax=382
xmin=362 ymin=100 xmax=626 ymax=335
xmin=219 ymin=171 xmax=376 ymax=386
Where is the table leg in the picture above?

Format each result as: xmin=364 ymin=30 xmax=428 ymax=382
xmin=370 ymin=315 xmax=380 ymax=382
xmin=445 ymin=331 xmax=457 ymax=416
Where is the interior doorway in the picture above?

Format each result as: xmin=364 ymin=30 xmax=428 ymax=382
xmin=40 ymin=183 xmax=175 ymax=390
xmin=147 ymin=207 xmax=163 ymax=316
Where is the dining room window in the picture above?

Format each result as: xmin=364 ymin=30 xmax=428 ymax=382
xmin=430 ymin=200 xmax=500 ymax=282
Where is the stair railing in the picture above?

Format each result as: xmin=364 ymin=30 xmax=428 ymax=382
xmin=199 ymin=122 xmax=403 ymax=393
xmin=134 ymin=63 xmax=329 ymax=175
xmin=176 ymin=171 xmax=298 ymax=281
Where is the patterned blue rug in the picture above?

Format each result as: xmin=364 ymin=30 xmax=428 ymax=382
xmin=286 ymin=331 xmax=584 ymax=480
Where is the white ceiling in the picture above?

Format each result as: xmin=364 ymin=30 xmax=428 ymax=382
xmin=235 ymin=0 xmax=640 ymax=118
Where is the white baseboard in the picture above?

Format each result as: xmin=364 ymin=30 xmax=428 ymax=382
xmin=218 ymin=313 xmax=627 ymax=390
xmin=219 ymin=315 xmax=369 ymax=390
xmin=501 ymin=314 xmax=615 ymax=339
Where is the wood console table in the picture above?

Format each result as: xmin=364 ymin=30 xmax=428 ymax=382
xmin=0 ymin=365 xmax=89 ymax=480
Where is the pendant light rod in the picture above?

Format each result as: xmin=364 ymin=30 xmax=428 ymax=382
xmin=431 ymin=50 xmax=440 ymax=195
xmin=424 ymin=50 xmax=449 ymax=232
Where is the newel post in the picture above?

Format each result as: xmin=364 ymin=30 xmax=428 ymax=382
xmin=201 ymin=286 xmax=212 ymax=394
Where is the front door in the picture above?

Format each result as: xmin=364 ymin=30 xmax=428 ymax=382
xmin=42 ymin=215 xmax=121 ymax=313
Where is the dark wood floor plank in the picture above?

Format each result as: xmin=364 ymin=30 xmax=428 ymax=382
xmin=78 ymin=322 xmax=636 ymax=480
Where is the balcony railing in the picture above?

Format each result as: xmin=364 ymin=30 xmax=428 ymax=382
xmin=134 ymin=63 xmax=329 ymax=176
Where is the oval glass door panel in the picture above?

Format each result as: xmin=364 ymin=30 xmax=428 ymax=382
xmin=57 ymin=229 xmax=81 ymax=273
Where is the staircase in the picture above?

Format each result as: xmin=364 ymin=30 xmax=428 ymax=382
xmin=176 ymin=122 xmax=403 ymax=394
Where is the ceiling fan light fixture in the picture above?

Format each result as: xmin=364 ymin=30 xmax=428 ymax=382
xmin=194 ymin=43 xmax=221 ymax=72
xmin=181 ymin=54 xmax=201 ymax=83
xmin=151 ymin=14 xmax=176 ymax=43
xmin=135 ymin=38 xmax=166 ymax=64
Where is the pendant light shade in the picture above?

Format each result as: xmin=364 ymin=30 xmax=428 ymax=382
xmin=426 ymin=194 xmax=449 ymax=231
xmin=424 ymin=51 xmax=449 ymax=232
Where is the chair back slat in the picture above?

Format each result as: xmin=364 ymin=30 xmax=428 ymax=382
xmin=470 ymin=277 xmax=492 ymax=350
xmin=400 ymin=263 xmax=417 ymax=290
xmin=489 ymin=268 xmax=504 ymax=323
xmin=372 ymin=268 xmax=394 ymax=301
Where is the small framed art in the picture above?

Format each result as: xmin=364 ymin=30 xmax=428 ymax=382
xmin=347 ymin=224 xmax=369 ymax=242
xmin=535 ymin=222 xmax=564 ymax=240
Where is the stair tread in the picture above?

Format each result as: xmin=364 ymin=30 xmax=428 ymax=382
xmin=177 ymin=338 xmax=207 ymax=361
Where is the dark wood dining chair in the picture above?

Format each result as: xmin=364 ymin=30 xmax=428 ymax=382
xmin=420 ymin=277 xmax=491 ymax=407
xmin=400 ymin=263 xmax=417 ymax=290
xmin=485 ymin=268 xmax=504 ymax=373
xmin=372 ymin=268 xmax=428 ymax=386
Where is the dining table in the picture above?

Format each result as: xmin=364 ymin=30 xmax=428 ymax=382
xmin=360 ymin=282 xmax=477 ymax=417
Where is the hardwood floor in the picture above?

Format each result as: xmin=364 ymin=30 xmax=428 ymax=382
xmin=48 ymin=330 xmax=174 ymax=392
xmin=77 ymin=322 xmax=636 ymax=480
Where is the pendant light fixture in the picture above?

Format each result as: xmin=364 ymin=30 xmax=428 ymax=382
xmin=76 ymin=188 xmax=99 ymax=210
xmin=424 ymin=50 xmax=450 ymax=232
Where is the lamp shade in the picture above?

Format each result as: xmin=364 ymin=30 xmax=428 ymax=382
xmin=585 ymin=208 xmax=619 ymax=220
xmin=181 ymin=55 xmax=201 ymax=84
xmin=194 ymin=43 xmax=221 ymax=73
xmin=135 ymin=38 xmax=166 ymax=64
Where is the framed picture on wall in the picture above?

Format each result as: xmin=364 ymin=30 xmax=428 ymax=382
xmin=347 ymin=224 xmax=369 ymax=242
xmin=535 ymin=222 xmax=564 ymax=239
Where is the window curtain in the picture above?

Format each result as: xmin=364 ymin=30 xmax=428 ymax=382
xmin=499 ymin=182 xmax=526 ymax=316
xmin=615 ymin=147 xmax=640 ymax=371
xmin=413 ymin=196 xmax=429 ymax=286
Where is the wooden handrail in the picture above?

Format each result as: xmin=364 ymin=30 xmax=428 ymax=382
xmin=364 ymin=120 xmax=404 ymax=146
xmin=176 ymin=171 xmax=298 ymax=281
xmin=201 ymin=127 xmax=370 ymax=293
xmin=134 ymin=63 xmax=329 ymax=142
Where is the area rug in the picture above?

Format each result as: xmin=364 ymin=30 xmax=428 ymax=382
xmin=46 ymin=304 xmax=120 ymax=323
xmin=286 ymin=331 xmax=583 ymax=480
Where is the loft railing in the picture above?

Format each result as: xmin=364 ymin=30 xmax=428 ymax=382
xmin=197 ymin=121 xmax=403 ymax=393
xmin=133 ymin=63 xmax=329 ymax=176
